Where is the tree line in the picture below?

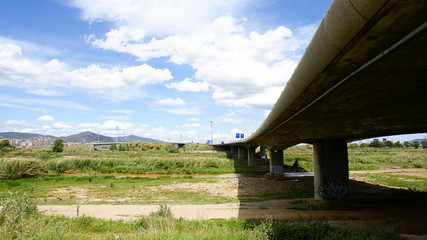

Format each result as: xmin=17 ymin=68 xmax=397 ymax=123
xmin=349 ymin=140 xmax=427 ymax=149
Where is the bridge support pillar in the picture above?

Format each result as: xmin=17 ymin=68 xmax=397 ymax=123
xmin=238 ymin=146 xmax=248 ymax=160
xmin=314 ymin=140 xmax=349 ymax=200
xmin=231 ymin=146 xmax=238 ymax=153
xmin=260 ymin=147 xmax=266 ymax=159
xmin=248 ymin=146 xmax=256 ymax=166
xmin=269 ymin=150 xmax=284 ymax=177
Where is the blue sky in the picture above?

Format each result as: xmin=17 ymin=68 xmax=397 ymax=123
xmin=0 ymin=0 xmax=425 ymax=143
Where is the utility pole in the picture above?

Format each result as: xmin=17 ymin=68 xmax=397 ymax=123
xmin=98 ymin=131 xmax=99 ymax=142
xmin=116 ymin=126 xmax=118 ymax=143
xmin=210 ymin=121 xmax=213 ymax=144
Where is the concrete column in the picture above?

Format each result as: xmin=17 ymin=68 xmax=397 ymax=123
xmin=269 ymin=150 xmax=284 ymax=177
xmin=248 ymin=146 xmax=256 ymax=166
xmin=230 ymin=146 xmax=238 ymax=153
xmin=238 ymin=146 xmax=248 ymax=160
xmin=259 ymin=147 xmax=266 ymax=159
xmin=314 ymin=140 xmax=349 ymax=200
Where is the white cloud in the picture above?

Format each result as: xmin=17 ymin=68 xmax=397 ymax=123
xmin=151 ymin=98 xmax=186 ymax=106
xmin=107 ymin=109 xmax=135 ymax=114
xmin=215 ymin=111 xmax=244 ymax=124
xmin=166 ymin=78 xmax=209 ymax=92
xmin=0 ymin=95 xmax=91 ymax=111
xmin=38 ymin=115 xmax=54 ymax=121
xmin=180 ymin=123 xmax=200 ymax=128
xmin=78 ymin=0 xmax=316 ymax=109
xmin=53 ymin=122 xmax=72 ymax=129
xmin=165 ymin=107 xmax=200 ymax=115
xmin=0 ymin=42 xmax=173 ymax=102
xmin=69 ymin=0 xmax=246 ymax=36
xmin=188 ymin=117 xmax=200 ymax=122
xmin=26 ymin=89 xmax=64 ymax=96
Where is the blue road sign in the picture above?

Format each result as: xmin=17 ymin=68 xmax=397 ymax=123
xmin=236 ymin=133 xmax=240 ymax=138
xmin=241 ymin=133 xmax=244 ymax=138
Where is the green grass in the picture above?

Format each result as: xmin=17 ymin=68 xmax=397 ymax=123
xmin=351 ymin=172 xmax=427 ymax=191
xmin=284 ymin=145 xmax=427 ymax=171
xmin=1 ymin=148 xmax=237 ymax=176
xmin=0 ymin=175 xmax=235 ymax=205
xmin=0 ymin=195 xmax=403 ymax=240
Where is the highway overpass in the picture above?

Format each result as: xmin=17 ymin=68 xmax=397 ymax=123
xmin=212 ymin=0 xmax=427 ymax=200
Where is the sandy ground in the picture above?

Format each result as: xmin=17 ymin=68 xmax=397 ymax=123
xmin=35 ymin=169 xmax=427 ymax=236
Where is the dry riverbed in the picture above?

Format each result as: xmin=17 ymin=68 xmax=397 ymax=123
xmin=32 ymin=169 xmax=427 ymax=236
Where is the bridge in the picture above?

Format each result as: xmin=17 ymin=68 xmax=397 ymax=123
xmin=211 ymin=0 xmax=427 ymax=200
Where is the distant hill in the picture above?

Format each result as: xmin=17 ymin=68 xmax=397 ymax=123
xmin=117 ymin=134 xmax=161 ymax=143
xmin=410 ymin=138 xmax=427 ymax=143
xmin=0 ymin=131 xmax=161 ymax=143
xmin=0 ymin=132 xmax=56 ymax=139
xmin=62 ymin=131 xmax=114 ymax=143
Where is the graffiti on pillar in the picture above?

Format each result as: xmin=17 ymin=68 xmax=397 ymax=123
xmin=315 ymin=181 xmax=348 ymax=200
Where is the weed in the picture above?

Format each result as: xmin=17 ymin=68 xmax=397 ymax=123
xmin=0 ymin=191 xmax=38 ymax=239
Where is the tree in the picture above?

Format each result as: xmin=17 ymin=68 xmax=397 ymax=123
xmin=0 ymin=139 xmax=15 ymax=152
xmin=385 ymin=140 xmax=393 ymax=148
xmin=413 ymin=141 xmax=420 ymax=149
xmin=0 ymin=139 xmax=12 ymax=148
xmin=369 ymin=141 xmax=384 ymax=148
xmin=403 ymin=141 xmax=411 ymax=148
xmin=52 ymin=138 xmax=64 ymax=152
xmin=360 ymin=143 xmax=369 ymax=148
xmin=393 ymin=141 xmax=404 ymax=148
xmin=348 ymin=143 xmax=359 ymax=149
xmin=109 ymin=144 xmax=117 ymax=151
xmin=421 ymin=140 xmax=427 ymax=149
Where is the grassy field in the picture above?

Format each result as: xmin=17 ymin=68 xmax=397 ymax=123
xmin=0 ymin=191 xmax=402 ymax=240
xmin=284 ymin=145 xmax=426 ymax=171
xmin=0 ymin=143 xmax=425 ymax=239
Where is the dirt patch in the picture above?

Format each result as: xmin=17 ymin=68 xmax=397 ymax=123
xmin=51 ymin=186 xmax=88 ymax=201
xmin=147 ymin=176 xmax=312 ymax=199
xmin=41 ymin=173 xmax=427 ymax=235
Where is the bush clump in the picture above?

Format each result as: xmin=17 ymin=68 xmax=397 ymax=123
xmin=0 ymin=159 xmax=43 ymax=179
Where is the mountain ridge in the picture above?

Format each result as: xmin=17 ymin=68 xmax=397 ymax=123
xmin=0 ymin=131 xmax=161 ymax=143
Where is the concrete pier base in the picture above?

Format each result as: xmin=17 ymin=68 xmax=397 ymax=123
xmin=248 ymin=146 xmax=256 ymax=166
xmin=269 ymin=150 xmax=284 ymax=177
xmin=238 ymin=146 xmax=248 ymax=160
xmin=260 ymin=147 xmax=266 ymax=159
xmin=314 ymin=140 xmax=349 ymax=200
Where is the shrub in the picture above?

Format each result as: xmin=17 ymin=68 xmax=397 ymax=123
xmin=348 ymin=143 xmax=359 ymax=149
xmin=393 ymin=141 xmax=404 ymax=148
xmin=0 ymin=159 xmax=42 ymax=179
xmin=360 ymin=143 xmax=369 ymax=148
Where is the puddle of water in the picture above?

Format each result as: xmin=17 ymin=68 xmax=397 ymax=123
xmin=283 ymin=172 xmax=314 ymax=177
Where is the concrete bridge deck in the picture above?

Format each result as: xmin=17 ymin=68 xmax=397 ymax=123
xmin=212 ymin=0 xmax=427 ymax=200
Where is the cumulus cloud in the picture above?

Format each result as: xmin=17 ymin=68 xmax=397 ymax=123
xmin=150 ymin=98 xmax=186 ymax=106
xmin=69 ymin=0 xmax=246 ymax=36
xmin=0 ymin=42 xmax=173 ymax=102
xmin=166 ymin=78 xmax=209 ymax=92
xmin=188 ymin=117 xmax=200 ymax=122
xmin=165 ymin=107 xmax=200 ymax=115
xmin=180 ymin=123 xmax=200 ymax=128
xmin=26 ymin=89 xmax=64 ymax=96
xmin=53 ymin=122 xmax=72 ymax=129
xmin=72 ymin=0 xmax=316 ymax=109
xmin=38 ymin=115 xmax=54 ymax=121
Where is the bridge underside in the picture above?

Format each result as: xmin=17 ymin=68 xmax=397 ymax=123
xmin=247 ymin=2 xmax=427 ymax=150
xmin=211 ymin=1 xmax=427 ymax=200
